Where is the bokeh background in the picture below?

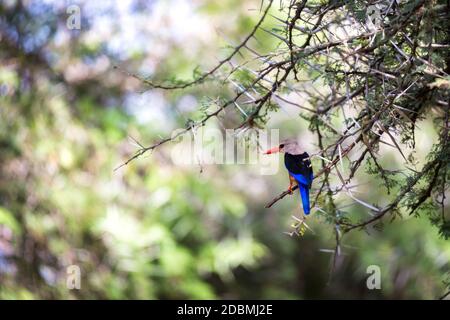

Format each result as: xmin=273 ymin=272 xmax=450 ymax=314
xmin=0 ymin=0 xmax=449 ymax=299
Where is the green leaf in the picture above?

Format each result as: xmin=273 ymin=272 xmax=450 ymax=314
xmin=0 ymin=207 xmax=21 ymax=235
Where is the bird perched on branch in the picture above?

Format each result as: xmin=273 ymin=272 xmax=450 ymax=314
xmin=264 ymin=138 xmax=313 ymax=216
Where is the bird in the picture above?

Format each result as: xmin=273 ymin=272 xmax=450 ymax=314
xmin=264 ymin=138 xmax=314 ymax=216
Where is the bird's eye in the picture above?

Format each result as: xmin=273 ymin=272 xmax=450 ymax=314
xmin=279 ymin=144 xmax=284 ymax=148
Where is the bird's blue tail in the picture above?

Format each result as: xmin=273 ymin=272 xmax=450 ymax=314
xmin=298 ymin=183 xmax=310 ymax=215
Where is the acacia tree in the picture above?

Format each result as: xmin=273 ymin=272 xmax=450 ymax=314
xmin=119 ymin=0 xmax=449 ymax=260
xmin=0 ymin=0 xmax=448 ymax=300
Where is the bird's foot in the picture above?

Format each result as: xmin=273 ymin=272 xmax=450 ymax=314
xmin=287 ymin=186 xmax=293 ymax=195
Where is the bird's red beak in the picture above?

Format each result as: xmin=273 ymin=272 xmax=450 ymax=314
xmin=263 ymin=146 xmax=280 ymax=154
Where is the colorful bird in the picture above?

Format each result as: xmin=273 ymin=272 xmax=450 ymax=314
xmin=264 ymin=138 xmax=313 ymax=216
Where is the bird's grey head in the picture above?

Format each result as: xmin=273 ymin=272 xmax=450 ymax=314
xmin=280 ymin=138 xmax=303 ymax=155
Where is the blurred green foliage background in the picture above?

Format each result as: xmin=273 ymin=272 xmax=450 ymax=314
xmin=0 ymin=0 xmax=448 ymax=299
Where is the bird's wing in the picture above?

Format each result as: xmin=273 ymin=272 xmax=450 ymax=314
xmin=289 ymin=171 xmax=311 ymax=186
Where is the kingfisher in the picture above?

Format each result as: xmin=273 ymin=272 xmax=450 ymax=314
xmin=264 ymin=138 xmax=314 ymax=216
